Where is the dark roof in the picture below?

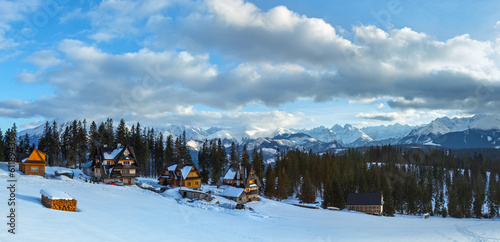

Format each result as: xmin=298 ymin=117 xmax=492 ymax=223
xmin=346 ymin=193 xmax=383 ymax=206
xmin=223 ymin=163 xmax=262 ymax=188
xmin=18 ymin=153 xmax=29 ymax=162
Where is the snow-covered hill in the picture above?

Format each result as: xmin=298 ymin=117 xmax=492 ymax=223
xmin=400 ymin=115 xmax=500 ymax=148
xmin=1 ymin=162 xmax=499 ymax=241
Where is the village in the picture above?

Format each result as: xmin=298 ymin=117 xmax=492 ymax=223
xmin=3 ymin=144 xmax=499 ymax=241
xmin=15 ymin=144 xmax=384 ymax=215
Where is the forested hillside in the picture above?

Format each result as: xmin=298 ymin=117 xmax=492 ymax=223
xmin=263 ymin=146 xmax=500 ymax=218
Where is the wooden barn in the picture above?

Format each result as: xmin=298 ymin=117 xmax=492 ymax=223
xmin=219 ymin=163 xmax=262 ymax=203
xmin=17 ymin=149 xmax=47 ymax=177
xmin=346 ymin=192 xmax=384 ymax=215
xmin=83 ymin=144 xmax=140 ymax=185
xmin=158 ymin=163 xmax=202 ymax=190
xmin=40 ymin=189 xmax=77 ymax=212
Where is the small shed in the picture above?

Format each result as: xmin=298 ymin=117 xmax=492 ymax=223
xmin=220 ymin=186 xmax=245 ymax=203
xmin=40 ymin=189 xmax=77 ymax=212
xmin=179 ymin=187 xmax=211 ymax=200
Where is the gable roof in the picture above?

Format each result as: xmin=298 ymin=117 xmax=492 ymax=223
xmin=220 ymin=185 xmax=244 ymax=198
xmin=19 ymin=149 xmax=47 ymax=164
xmin=162 ymin=163 xmax=201 ymax=180
xmin=92 ymin=145 xmax=138 ymax=168
xmin=346 ymin=193 xmax=383 ymax=206
xmin=222 ymin=163 xmax=262 ymax=188
xmin=223 ymin=167 xmax=237 ymax=180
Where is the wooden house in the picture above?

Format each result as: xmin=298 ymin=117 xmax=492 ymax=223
xmin=17 ymin=149 xmax=47 ymax=177
xmin=158 ymin=163 xmax=202 ymax=190
xmin=40 ymin=189 xmax=77 ymax=212
xmin=219 ymin=163 xmax=262 ymax=203
xmin=83 ymin=144 xmax=140 ymax=185
xmin=345 ymin=192 xmax=384 ymax=215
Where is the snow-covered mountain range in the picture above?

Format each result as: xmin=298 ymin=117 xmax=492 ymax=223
xmin=17 ymin=115 xmax=500 ymax=160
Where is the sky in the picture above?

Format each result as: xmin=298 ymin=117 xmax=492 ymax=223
xmin=1 ymin=0 xmax=500 ymax=132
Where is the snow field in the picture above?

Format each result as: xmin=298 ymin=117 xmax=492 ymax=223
xmin=1 ymin=162 xmax=500 ymax=242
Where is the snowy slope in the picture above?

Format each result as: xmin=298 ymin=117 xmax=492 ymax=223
xmin=1 ymin=162 xmax=500 ymax=241
xmin=361 ymin=124 xmax=414 ymax=141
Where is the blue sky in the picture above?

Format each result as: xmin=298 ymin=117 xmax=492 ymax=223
xmin=1 ymin=0 xmax=500 ymax=132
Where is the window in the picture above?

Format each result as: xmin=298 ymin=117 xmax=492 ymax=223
xmin=122 ymin=170 xmax=129 ymax=174
xmin=250 ymin=172 xmax=255 ymax=176
xmin=31 ymin=167 xmax=38 ymax=172
xmin=187 ymin=182 xmax=191 ymax=186
xmin=195 ymin=181 xmax=199 ymax=185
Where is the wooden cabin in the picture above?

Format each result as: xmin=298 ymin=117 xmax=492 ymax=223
xmin=83 ymin=144 xmax=140 ymax=185
xmin=40 ymin=189 xmax=77 ymax=212
xmin=158 ymin=163 xmax=202 ymax=190
xmin=219 ymin=163 xmax=262 ymax=203
xmin=346 ymin=192 xmax=384 ymax=215
xmin=17 ymin=149 xmax=47 ymax=177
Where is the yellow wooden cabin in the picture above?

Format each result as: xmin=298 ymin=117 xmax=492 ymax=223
xmin=158 ymin=163 xmax=202 ymax=190
xmin=18 ymin=149 xmax=47 ymax=177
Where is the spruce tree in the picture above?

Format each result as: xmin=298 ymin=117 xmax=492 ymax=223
xmin=115 ymin=118 xmax=129 ymax=145
xmin=264 ymin=166 xmax=275 ymax=198
xmin=487 ymin=173 xmax=498 ymax=218
xmin=298 ymin=173 xmax=315 ymax=204
xmin=251 ymin=147 xmax=265 ymax=181
xmin=229 ymin=142 xmax=238 ymax=165
xmin=0 ymin=129 xmax=5 ymax=161
xmin=165 ymin=135 xmax=175 ymax=164
xmin=241 ymin=144 xmax=250 ymax=165
xmin=472 ymin=173 xmax=486 ymax=218
xmin=5 ymin=124 xmax=17 ymax=162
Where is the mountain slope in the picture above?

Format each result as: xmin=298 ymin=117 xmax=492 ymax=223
xmin=1 ymin=162 xmax=499 ymax=241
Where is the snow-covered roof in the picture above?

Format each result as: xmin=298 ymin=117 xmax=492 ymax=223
xmin=103 ymin=148 xmax=122 ymax=160
xmin=249 ymin=184 xmax=257 ymax=187
xmin=55 ymin=170 xmax=73 ymax=174
xmin=180 ymin=166 xmax=193 ymax=179
xmin=223 ymin=168 xmax=237 ymax=180
xmin=40 ymin=189 xmax=74 ymax=200
xmin=220 ymin=186 xmax=244 ymax=198
xmin=21 ymin=158 xmax=28 ymax=163
xmin=168 ymin=165 xmax=177 ymax=171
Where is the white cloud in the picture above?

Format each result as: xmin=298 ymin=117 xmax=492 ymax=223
xmin=25 ymin=50 xmax=62 ymax=69
xmin=3 ymin=0 xmax=500 ymax=128
xmin=0 ymin=0 xmax=40 ymax=51
xmin=86 ymin=0 xmax=178 ymax=42
xmin=356 ymin=110 xmax=446 ymax=124
xmin=15 ymin=71 xmax=37 ymax=83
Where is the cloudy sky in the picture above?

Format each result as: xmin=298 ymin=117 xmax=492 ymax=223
xmin=1 ymin=0 xmax=500 ymax=132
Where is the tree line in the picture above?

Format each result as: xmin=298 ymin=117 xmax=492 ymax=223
xmin=1 ymin=119 xmax=192 ymax=177
xmin=262 ymin=146 xmax=500 ymax=218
